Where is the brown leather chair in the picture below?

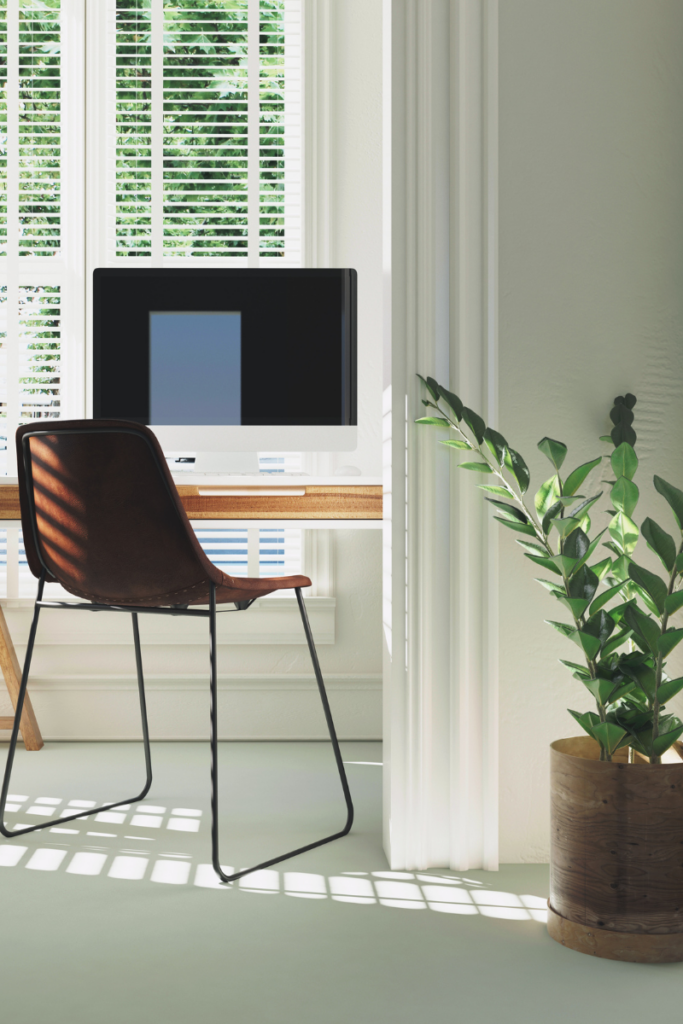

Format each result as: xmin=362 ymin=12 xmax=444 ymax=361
xmin=0 ymin=420 xmax=353 ymax=882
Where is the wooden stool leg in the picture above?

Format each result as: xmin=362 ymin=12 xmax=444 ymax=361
xmin=0 ymin=605 xmax=43 ymax=750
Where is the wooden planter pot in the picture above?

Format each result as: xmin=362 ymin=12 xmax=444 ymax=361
xmin=549 ymin=736 xmax=683 ymax=963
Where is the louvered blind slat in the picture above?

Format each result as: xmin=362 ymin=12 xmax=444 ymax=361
xmin=0 ymin=0 xmax=65 ymax=477
xmin=113 ymin=0 xmax=300 ymax=263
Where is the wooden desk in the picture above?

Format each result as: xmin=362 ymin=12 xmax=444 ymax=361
xmin=0 ymin=478 xmax=383 ymax=749
xmin=0 ymin=483 xmax=383 ymax=522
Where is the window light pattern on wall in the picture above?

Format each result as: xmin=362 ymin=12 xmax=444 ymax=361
xmin=113 ymin=0 xmax=301 ymax=262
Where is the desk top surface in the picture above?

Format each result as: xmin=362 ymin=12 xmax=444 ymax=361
xmin=0 ymin=477 xmax=383 ymax=521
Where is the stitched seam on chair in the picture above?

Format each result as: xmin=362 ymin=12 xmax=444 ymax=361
xmin=58 ymin=577 xmax=217 ymax=605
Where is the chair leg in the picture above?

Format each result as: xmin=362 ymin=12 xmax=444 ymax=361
xmin=131 ymin=613 xmax=153 ymax=794
xmin=210 ymin=584 xmax=354 ymax=884
xmin=0 ymin=578 xmax=153 ymax=838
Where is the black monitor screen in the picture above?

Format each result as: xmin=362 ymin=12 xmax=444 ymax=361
xmin=93 ymin=268 xmax=356 ymax=426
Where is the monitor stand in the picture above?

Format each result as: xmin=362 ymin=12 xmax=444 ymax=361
xmin=169 ymin=451 xmax=260 ymax=475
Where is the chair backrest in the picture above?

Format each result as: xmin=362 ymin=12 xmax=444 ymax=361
xmin=16 ymin=419 xmax=222 ymax=605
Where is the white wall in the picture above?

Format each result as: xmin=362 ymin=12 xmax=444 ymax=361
xmin=498 ymin=0 xmax=683 ymax=861
xmin=0 ymin=2 xmax=386 ymax=743
xmin=0 ymin=530 xmax=382 ymax=740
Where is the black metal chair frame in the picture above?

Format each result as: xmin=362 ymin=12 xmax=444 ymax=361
xmin=0 ymin=426 xmax=354 ymax=884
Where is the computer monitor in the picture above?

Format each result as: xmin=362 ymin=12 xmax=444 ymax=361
xmin=92 ymin=268 xmax=357 ymax=454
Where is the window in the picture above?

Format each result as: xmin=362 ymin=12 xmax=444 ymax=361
xmin=0 ymin=0 xmax=303 ymax=474
xmin=108 ymin=0 xmax=301 ymax=263
xmin=0 ymin=0 xmax=305 ymax=597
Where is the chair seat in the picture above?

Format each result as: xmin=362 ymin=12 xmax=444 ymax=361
xmin=55 ymin=572 xmax=313 ymax=608
xmin=190 ymin=572 xmax=313 ymax=607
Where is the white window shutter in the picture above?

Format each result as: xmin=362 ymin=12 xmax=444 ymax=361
xmin=0 ymin=0 xmax=85 ymax=476
xmin=90 ymin=0 xmax=302 ymax=267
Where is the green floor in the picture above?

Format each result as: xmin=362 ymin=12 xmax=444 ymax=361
xmin=0 ymin=740 xmax=680 ymax=1023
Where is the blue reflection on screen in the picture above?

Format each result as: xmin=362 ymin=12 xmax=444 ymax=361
xmin=149 ymin=311 xmax=241 ymax=425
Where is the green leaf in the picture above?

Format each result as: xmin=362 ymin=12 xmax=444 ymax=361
xmin=589 ymin=581 xmax=626 ymax=615
xmin=583 ymin=609 xmax=615 ymax=649
xmin=611 ymin=477 xmax=639 ymax=518
xmin=537 ymin=437 xmax=567 ymax=471
xmin=631 ymin=583 xmax=661 ymax=617
xmin=505 ymin=448 xmax=531 ymax=495
xmin=609 ymin=682 xmax=637 ymax=704
xmin=542 ymin=500 xmax=564 ymax=537
xmin=607 ymin=599 xmax=636 ymax=624
xmin=576 ymin=630 xmax=601 ymax=660
xmin=641 ymin=517 xmax=676 ymax=573
xmin=573 ymin=530 xmax=607 ymax=573
xmin=608 ymin=553 xmax=632 ymax=582
xmin=664 ymin=591 xmax=683 ymax=616
xmin=436 ymin=383 xmax=463 ymax=421
xmin=568 ymin=709 xmax=600 ymax=741
xmin=599 ymin=435 xmax=613 ymax=443
xmin=440 ymin=439 xmax=471 ymax=450
xmin=459 ymin=461 xmax=493 ymax=473
xmin=552 ymin=516 xmax=581 ymax=540
xmin=591 ymin=557 xmax=613 ymax=582
xmin=518 ymin=541 xmax=550 ymax=557
xmin=525 ymin=553 xmax=562 ymax=575
xmin=658 ymin=629 xmax=683 ymax=659
xmin=560 ymin=659 xmax=591 ymax=678
xmin=611 ymin=442 xmax=638 ymax=482
xmin=483 ymin=427 xmax=508 ymax=467
xmin=546 ymin=620 xmax=577 ymax=640
xmin=657 ymin=677 xmax=683 ymax=704
xmin=676 ymin=552 xmax=683 ymax=573
xmin=417 ymin=374 xmax=440 ymax=403
xmin=585 ymin=677 xmax=633 ymax=707
xmin=600 ymin=628 xmax=633 ymax=659
xmin=654 ymin=475 xmax=683 ymax=532
xmin=592 ymin=721 xmax=628 ymax=756
xmin=583 ymin=677 xmax=618 ymax=705
xmin=622 ymin=662 xmax=657 ymax=702
xmin=627 ymin=562 xmax=668 ymax=615
xmin=485 ymin=499 xmax=527 ymax=523
xmin=415 ymin=417 xmax=450 ymax=427
xmin=493 ymin=517 xmax=537 ymax=536
xmin=536 ymin=581 xmax=565 ymax=598
xmin=652 ymin=724 xmax=683 ymax=757
xmin=555 ymin=595 xmax=591 ymax=618
xmin=570 ymin=493 xmax=602 ymax=520
xmin=563 ymin=457 xmax=602 ymax=497
xmin=568 ymin=565 xmax=600 ymax=602
xmin=623 ymin=605 xmax=661 ymax=654
xmin=478 ymin=484 xmax=512 ymax=497
xmin=563 ymin=528 xmax=590 ymax=562
xmin=461 ymin=407 xmax=486 ymax=445
xmin=550 ymin=554 xmax=579 ymax=577
xmin=535 ymin=475 xmax=561 ymax=519
xmin=608 ymin=511 xmax=639 ymax=556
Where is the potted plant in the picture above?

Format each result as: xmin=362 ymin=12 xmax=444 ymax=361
xmin=417 ymin=377 xmax=683 ymax=963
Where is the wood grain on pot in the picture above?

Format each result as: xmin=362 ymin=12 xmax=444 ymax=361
xmin=550 ymin=737 xmax=683 ymax=935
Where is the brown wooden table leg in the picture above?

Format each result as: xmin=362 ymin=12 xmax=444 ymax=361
xmin=0 ymin=605 xmax=43 ymax=750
